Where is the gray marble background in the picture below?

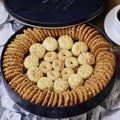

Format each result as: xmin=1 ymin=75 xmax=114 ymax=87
xmin=0 ymin=1 xmax=120 ymax=120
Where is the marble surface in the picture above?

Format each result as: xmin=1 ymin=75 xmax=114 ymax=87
xmin=0 ymin=1 xmax=120 ymax=120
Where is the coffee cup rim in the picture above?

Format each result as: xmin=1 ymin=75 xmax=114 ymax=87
xmin=115 ymin=6 xmax=120 ymax=23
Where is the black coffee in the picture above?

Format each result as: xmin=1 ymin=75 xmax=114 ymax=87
xmin=117 ymin=10 xmax=120 ymax=21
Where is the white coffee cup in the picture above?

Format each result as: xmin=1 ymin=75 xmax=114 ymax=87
xmin=104 ymin=5 xmax=120 ymax=45
xmin=114 ymin=5 xmax=120 ymax=33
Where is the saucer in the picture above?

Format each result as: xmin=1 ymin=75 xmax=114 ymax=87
xmin=104 ymin=5 xmax=120 ymax=45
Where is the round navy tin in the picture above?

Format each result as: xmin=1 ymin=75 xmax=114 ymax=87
xmin=3 ymin=0 xmax=105 ymax=28
xmin=0 ymin=23 xmax=116 ymax=118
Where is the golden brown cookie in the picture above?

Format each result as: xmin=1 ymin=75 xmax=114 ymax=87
xmin=4 ymin=68 xmax=23 ymax=76
xmin=96 ymin=52 xmax=115 ymax=66
xmin=15 ymin=34 xmax=32 ymax=49
xmin=75 ymin=25 xmax=81 ymax=40
xmin=19 ymin=82 xmax=34 ymax=96
xmin=35 ymin=92 xmax=46 ymax=104
xmin=58 ymin=28 xmax=63 ymax=36
xmin=81 ymin=26 xmax=91 ymax=42
xmin=57 ymin=93 xmax=63 ymax=107
xmin=64 ymin=27 xmax=69 ymax=36
xmin=83 ymin=28 xmax=95 ymax=43
xmin=21 ymin=33 xmax=37 ymax=44
xmin=45 ymin=29 xmax=53 ymax=37
xmin=36 ymin=28 xmax=46 ymax=42
xmin=53 ymin=29 xmax=59 ymax=37
xmin=94 ymin=47 xmax=109 ymax=56
xmin=14 ymin=39 xmax=30 ymax=53
xmin=61 ymin=27 xmax=67 ymax=35
xmin=14 ymin=81 xmax=31 ymax=94
xmin=85 ymin=80 xmax=100 ymax=94
xmin=91 ymin=42 xmax=111 ymax=53
xmin=6 ymin=44 xmax=25 ymax=52
xmin=71 ymin=25 xmax=76 ymax=39
xmin=26 ymin=87 xmax=39 ymax=101
xmin=84 ymin=84 xmax=96 ymax=97
xmin=3 ymin=66 xmax=23 ymax=73
xmin=4 ymin=50 xmax=24 ymax=58
xmin=42 ymin=28 xmax=49 ymax=37
xmin=71 ymin=91 xmax=78 ymax=104
xmin=96 ymin=57 xmax=115 ymax=67
xmin=96 ymin=61 xmax=114 ymax=72
xmin=79 ymin=87 xmax=88 ymax=101
xmin=22 ymin=85 xmax=36 ymax=99
xmin=62 ymin=92 xmax=70 ymax=106
xmin=16 ymin=75 xmax=29 ymax=84
xmin=31 ymin=89 xmax=41 ymax=103
xmin=49 ymin=29 xmax=56 ymax=37
xmin=87 ymin=78 xmax=104 ymax=91
xmin=73 ymin=88 xmax=84 ymax=103
xmin=88 ymin=36 xmax=106 ymax=49
xmin=8 ymin=74 xmax=24 ymax=87
xmin=69 ymin=92 xmax=74 ymax=106
xmin=32 ymin=28 xmax=43 ymax=42
xmin=7 ymin=43 xmax=26 ymax=54
xmin=78 ymin=24 xmax=87 ymax=41
xmin=42 ymin=91 xmax=51 ymax=105
xmin=2 ymin=61 xmax=23 ymax=68
xmin=5 ymin=72 xmax=21 ymax=82
xmin=8 ymin=41 xmax=28 ymax=54
xmin=68 ymin=26 xmax=73 ymax=37
xmin=47 ymin=92 xmax=55 ymax=106
xmin=95 ymin=66 xmax=112 ymax=79
xmin=47 ymin=29 xmax=53 ymax=36
xmin=14 ymin=83 xmax=25 ymax=93
xmin=3 ymin=55 xmax=23 ymax=63
xmin=85 ymin=30 xmax=100 ymax=44
xmin=23 ymin=28 xmax=36 ymax=40
xmin=52 ymin=92 xmax=59 ymax=107
xmin=93 ymin=72 xmax=108 ymax=84
xmin=2 ymin=59 xmax=23 ymax=66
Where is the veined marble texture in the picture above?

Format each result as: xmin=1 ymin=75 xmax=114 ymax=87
xmin=0 ymin=1 xmax=120 ymax=120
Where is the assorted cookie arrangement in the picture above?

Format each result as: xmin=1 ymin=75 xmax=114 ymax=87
xmin=2 ymin=24 xmax=115 ymax=107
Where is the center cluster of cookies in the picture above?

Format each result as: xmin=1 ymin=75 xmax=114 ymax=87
xmin=24 ymin=35 xmax=95 ymax=92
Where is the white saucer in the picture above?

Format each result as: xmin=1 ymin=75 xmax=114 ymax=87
xmin=104 ymin=5 xmax=120 ymax=45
